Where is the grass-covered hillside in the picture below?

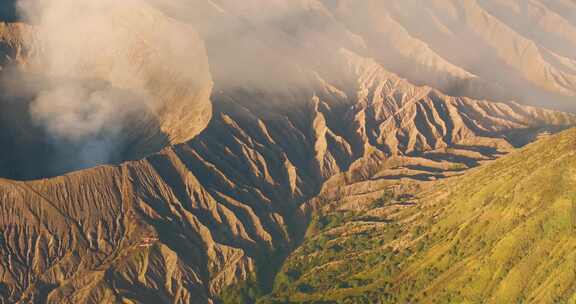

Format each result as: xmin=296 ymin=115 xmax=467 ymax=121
xmin=261 ymin=128 xmax=576 ymax=303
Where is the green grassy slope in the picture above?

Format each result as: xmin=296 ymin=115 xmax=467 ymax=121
xmin=261 ymin=128 xmax=576 ymax=303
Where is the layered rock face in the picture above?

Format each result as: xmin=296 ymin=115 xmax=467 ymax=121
xmin=0 ymin=0 xmax=575 ymax=303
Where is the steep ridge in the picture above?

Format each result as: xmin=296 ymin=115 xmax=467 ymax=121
xmin=267 ymin=128 xmax=576 ymax=303
xmin=0 ymin=46 xmax=575 ymax=303
xmin=322 ymin=0 xmax=576 ymax=110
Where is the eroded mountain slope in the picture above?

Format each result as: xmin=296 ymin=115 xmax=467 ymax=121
xmin=323 ymin=0 xmax=576 ymax=110
xmin=170 ymin=0 xmax=576 ymax=110
xmin=267 ymin=128 xmax=576 ymax=303
xmin=0 ymin=46 xmax=575 ymax=303
xmin=1 ymin=0 xmax=576 ymax=302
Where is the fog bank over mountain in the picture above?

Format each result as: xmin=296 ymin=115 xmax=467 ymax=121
xmin=145 ymin=0 xmax=576 ymax=110
xmin=1 ymin=1 xmax=576 ymax=303
xmin=4 ymin=0 xmax=575 ymax=179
